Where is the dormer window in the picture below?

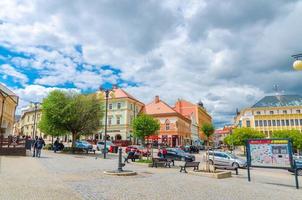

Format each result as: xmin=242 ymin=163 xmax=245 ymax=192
xmin=165 ymin=119 xmax=170 ymax=130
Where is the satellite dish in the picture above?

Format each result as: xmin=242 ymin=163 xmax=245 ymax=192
xmin=293 ymin=60 xmax=302 ymax=70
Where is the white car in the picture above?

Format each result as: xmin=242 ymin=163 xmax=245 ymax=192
xmin=97 ymin=141 xmax=114 ymax=151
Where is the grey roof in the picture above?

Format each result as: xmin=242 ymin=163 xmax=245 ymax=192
xmin=252 ymin=95 xmax=302 ymax=108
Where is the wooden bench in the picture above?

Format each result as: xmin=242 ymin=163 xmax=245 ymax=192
xmin=180 ymin=161 xmax=200 ymax=173
xmin=214 ymin=165 xmax=238 ymax=175
xmin=152 ymin=158 xmax=173 ymax=168
xmin=124 ymin=154 xmax=140 ymax=163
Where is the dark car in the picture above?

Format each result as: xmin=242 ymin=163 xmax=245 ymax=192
xmin=183 ymin=145 xmax=200 ymax=154
xmin=165 ymin=148 xmax=195 ymax=162
xmin=288 ymin=160 xmax=302 ymax=176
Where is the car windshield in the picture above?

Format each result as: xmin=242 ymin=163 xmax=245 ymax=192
xmin=225 ymin=153 xmax=238 ymax=159
xmin=81 ymin=141 xmax=89 ymax=144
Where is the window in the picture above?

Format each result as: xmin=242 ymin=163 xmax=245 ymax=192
xmin=297 ymin=110 xmax=301 ymax=114
xmin=108 ymin=117 xmax=112 ymax=125
xmin=290 ymin=119 xmax=294 ymax=126
xmin=259 ymin=120 xmax=263 ymax=126
xmin=27 ymin=116 xmax=30 ymax=122
xmin=246 ymin=120 xmax=250 ymax=127
xmin=109 ymin=104 xmax=113 ymax=110
xmin=165 ymin=120 xmax=170 ymax=130
xmin=277 ymin=120 xmax=280 ymax=126
xmin=283 ymin=110 xmax=287 ymax=114
xmin=270 ymin=111 xmax=274 ymax=115
xmin=295 ymin=119 xmax=299 ymax=126
xmin=117 ymin=102 xmax=121 ymax=109
xmin=272 ymin=120 xmax=276 ymax=126
xmin=263 ymin=120 xmax=267 ymax=126
xmin=268 ymin=120 xmax=271 ymax=126
xmin=281 ymin=120 xmax=285 ymax=126
xmin=300 ymin=119 xmax=302 ymax=126
xmin=130 ymin=104 xmax=133 ymax=110
xmin=255 ymin=120 xmax=259 ymax=127
xmin=116 ymin=116 xmax=121 ymax=125
xmin=286 ymin=120 xmax=289 ymax=126
xmin=256 ymin=111 xmax=261 ymax=115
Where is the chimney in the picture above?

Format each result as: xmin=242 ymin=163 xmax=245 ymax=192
xmin=154 ymin=95 xmax=160 ymax=103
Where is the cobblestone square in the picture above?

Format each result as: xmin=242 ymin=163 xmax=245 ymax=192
xmin=1 ymin=151 xmax=302 ymax=200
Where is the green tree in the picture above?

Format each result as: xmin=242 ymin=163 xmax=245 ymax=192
xmin=39 ymin=90 xmax=103 ymax=148
xmin=201 ymin=123 xmax=215 ymax=146
xmin=272 ymin=130 xmax=302 ymax=152
xmin=132 ymin=114 xmax=160 ymax=145
xmin=224 ymin=127 xmax=265 ymax=147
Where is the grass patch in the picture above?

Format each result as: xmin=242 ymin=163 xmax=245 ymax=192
xmin=136 ymin=159 xmax=152 ymax=164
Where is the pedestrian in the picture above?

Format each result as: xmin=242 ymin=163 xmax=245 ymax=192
xmin=32 ymin=136 xmax=38 ymax=157
xmin=36 ymin=137 xmax=45 ymax=158
xmin=53 ymin=138 xmax=59 ymax=153
xmin=162 ymin=147 xmax=167 ymax=158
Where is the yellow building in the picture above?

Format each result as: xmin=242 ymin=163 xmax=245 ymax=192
xmin=19 ymin=104 xmax=44 ymax=139
xmin=235 ymin=95 xmax=302 ymax=137
xmin=0 ymin=83 xmax=19 ymax=137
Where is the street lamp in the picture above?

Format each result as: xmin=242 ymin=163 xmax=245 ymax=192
xmin=292 ymin=53 xmax=302 ymax=70
xmin=99 ymin=86 xmax=113 ymax=159
xmin=31 ymin=102 xmax=40 ymax=139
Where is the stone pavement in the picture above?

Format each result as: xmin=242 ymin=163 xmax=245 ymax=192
xmin=1 ymin=151 xmax=302 ymax=200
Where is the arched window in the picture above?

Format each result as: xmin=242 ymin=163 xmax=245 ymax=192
xmin=165 ymin=119 xmax=170 ymax=130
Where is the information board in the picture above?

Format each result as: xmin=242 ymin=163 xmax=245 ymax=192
xmin=247 ymin=139 xmax=293 ymax=169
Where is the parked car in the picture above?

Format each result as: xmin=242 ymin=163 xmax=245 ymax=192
xmin=125 ymin=145 xmax=151 ymax=157
xmin=183 ymin=145 xmax=200 ymax=154
xmin=165 ymin=148 xmax=195 ymax=162
xmin=288 ymin=159 xmax=302 ymax=176
xmin=97 ymin=141 xmax=115 ymax=152
xmin=75 ymin=140 xmax=93 ymax=151
xmin=208 ymin=151 xmax=246 ymax=168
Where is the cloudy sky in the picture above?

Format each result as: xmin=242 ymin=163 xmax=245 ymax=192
xmin=1 ymin=0 xmax=302 ymax=127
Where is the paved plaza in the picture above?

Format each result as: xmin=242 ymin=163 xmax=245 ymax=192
xmin=0 ymin=151 xmax=302 ymax=200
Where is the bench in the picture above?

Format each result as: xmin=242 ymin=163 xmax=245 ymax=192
xmin=180 ymin=161 xmax=200 ymax=173
xmin=152 ymin=158 xmax=173 ymax=168
xmin=124 ymin=154 xmax=140 ymax=163
xmin=214 ymin=165 xmax=238 ymax=175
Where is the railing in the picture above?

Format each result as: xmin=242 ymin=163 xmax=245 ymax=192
xmin=0 ymin=135 xmax=26 ymax=148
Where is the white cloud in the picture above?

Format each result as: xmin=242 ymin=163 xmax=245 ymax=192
xmin=1 ymin=0 xmax=302 ymax=126
xmin=0 ymin=64 xmax=28 ymax=85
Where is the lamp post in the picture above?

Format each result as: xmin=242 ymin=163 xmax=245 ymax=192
xmin=292 ymin=53 xmax=302 ymax=70
xmin=31 ymin=102 xmax=40 ymax=139
xmin=99 ymin=86 xmax=112 ymax=159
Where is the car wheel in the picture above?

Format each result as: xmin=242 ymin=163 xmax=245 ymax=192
xmin=298 ymin=169 xmax=302 ymax=176
xmin=232 ymin=162 xmax=239 ymax=168
xmin=209 ymin=159 xmax=214 ymax=165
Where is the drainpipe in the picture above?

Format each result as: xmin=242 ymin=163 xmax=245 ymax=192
xmin=0 ymin=97 xmax=6 ymax=136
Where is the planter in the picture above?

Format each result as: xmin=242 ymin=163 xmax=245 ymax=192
xmin=188 ymin=170 xmax=232 ymax=179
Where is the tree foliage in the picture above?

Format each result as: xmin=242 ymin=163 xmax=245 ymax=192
xmin=224 ymin=127 xmax=265 ymax=146
xmin=201 ymin=123 xmax=215 ymax=145
xmin=272 ymin=130 xmax=302 ymax=150
xmin=132 ymin=114 xmax=160 ymax=144
xmin=39 ymin=90 xmax=103 ymax=147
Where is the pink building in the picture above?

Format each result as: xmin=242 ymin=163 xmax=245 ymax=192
xmin=143 ymin=96 xmax=191 ymax=147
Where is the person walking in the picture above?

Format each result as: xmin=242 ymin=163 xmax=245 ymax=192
xmin=53 ymin=138 xmax=59 ymax=153
xmin=36 ymin=137 xmax=45 ymax=158
xmin=32 ymin=136 xmax=38 ymax=157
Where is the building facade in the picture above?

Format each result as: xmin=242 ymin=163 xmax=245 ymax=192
xmin=19 ymin=104 xmax=44 ymax=138
xmin=97 ymin=88 xmax=144 ymax=141
xmin=174 ymin=99 xmax=212 ymax=141
xmin=0 ymin=84 xmax=18 ymax=137
xmin=235 ymin=95 xmax=302 ymax=137
xmin=144 ymin=96 xmax=191 ymax=147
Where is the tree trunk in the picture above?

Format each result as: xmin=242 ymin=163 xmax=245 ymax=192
xmin=72 ymin=131 xmax=77 ymax=153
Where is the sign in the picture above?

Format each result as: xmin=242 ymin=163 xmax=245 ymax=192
xmin=247 ymin=139 xmax=293 ymax=169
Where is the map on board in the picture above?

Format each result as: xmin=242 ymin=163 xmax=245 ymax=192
xmin=248 ymin=139 xmax=292 ymax=168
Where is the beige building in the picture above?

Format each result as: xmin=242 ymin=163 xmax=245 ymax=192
xmin=97 ymin=87 xmax=144 ymax=141
xmin=19 ymin=104 xmax=44 ymax=139
xmin=0 ymin=83 xmax=19 ymax=137
xmin=235 ymin=95 xmax=302 ymax=137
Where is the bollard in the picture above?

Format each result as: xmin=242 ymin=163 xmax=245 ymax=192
xmin=118 ymin=148 xmax=123 ymax=172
